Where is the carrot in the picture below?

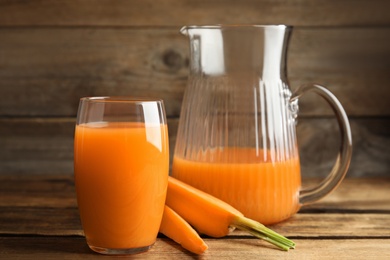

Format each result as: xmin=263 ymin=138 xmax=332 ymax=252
xmin=166 ymin=176 xmax=295 ymax=251
xmin=159 ymin=205 xmax=208 ymax=254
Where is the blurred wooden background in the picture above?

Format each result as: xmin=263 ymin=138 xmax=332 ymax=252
xmin=0 ymin=0 xmax=389 ymax=177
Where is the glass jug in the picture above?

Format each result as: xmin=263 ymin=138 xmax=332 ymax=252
xmin=172 ymin=25 xmax=352 ymax=225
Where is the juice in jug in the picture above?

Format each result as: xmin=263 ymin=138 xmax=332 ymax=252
xmin=172 ymin=147 xmax=301 ymax=224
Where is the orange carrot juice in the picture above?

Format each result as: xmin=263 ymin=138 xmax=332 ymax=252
xmin=74 ymin=122 xmax=169 ymax=250
xmin=172 ymin=148 xmax=301 ymax=225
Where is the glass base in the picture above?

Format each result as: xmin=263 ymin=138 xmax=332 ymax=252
xmin=88 ymin=243 xmax=154 ymax=255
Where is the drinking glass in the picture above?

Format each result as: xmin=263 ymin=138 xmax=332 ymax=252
xmin=74 ymin=97 xmax=169 ymax=255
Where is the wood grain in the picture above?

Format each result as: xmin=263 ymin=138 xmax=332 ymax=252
xmin=0 ymin=174 xmax=388 ymax=238
xmin=193 ymin=239 xmax=390 ymax=259
xmin=0 ymin=2 xmax=389 ymax=178
xmin=0 ymin=28 xmax=188 ymax=117
xmin=0 ymin=117 xmax=178 ymax=174
xmin=1 ymin=175 xmax=388 ymax=211
xmin=0 ymin=237 xmax=389 ymax=259
xmin=0 ymin=27 xmax=389 ymax=117
xmin=0 ymin=175 xmax=389 ymax=259
xmin=1 ymin=206 xmax=389 ymax=238
xmin=0 ymin=173 xmax=390 ymax=211
xmin=1 ymin=117 xmax=389 ymax=176
xmin=0 ymin=0 xmax=389 ymax=26
xmin=0 ymin=2 xmax=389 ymax=258
xmin=0 ymin=173 xmax=390 ymax=209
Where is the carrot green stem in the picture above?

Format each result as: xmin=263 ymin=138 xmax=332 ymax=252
xmin=232 ymin=216 xmax=295 ymax=251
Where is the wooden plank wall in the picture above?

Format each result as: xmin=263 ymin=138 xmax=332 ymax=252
xmin=0 ymin=0 xmax=389 ymax=177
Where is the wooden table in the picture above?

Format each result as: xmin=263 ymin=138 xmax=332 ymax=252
xmin=1 ymin=174 xmax=389 ymax=259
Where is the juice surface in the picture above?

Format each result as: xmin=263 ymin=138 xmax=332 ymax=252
xmin=74 ymin=122 xmax=169 ymax=249
xmin=172 ymin=148 xmax=301 ymax=224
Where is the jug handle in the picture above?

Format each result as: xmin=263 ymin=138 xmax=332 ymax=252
xmin=290 ymin=84 xmax=353 ymax=206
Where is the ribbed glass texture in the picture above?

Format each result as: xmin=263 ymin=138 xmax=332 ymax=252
xmin=175 ymin=25 xmax=299 ymax=163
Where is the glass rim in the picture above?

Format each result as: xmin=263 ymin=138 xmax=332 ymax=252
xmin=79 ymin=96 xmax=164 ymax=104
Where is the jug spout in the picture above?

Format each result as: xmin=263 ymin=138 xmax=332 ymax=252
xmin=181 ymin=25 xmax=227 ymax=76
xmin=179 ymin=26 xmax=189 ymax=36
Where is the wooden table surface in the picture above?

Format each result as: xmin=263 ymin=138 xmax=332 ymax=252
xmin=0 ymin=174 xmax=389 ymax=259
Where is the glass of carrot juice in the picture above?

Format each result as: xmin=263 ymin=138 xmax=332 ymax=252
xmin=74 ymin=97 xmax=169 ymax=255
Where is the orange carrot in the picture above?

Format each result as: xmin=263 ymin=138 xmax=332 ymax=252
xmin=159 ymin=205 xmax=208 ymax=254
xmin=166 ymin=176 xmax=295 ymax=251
